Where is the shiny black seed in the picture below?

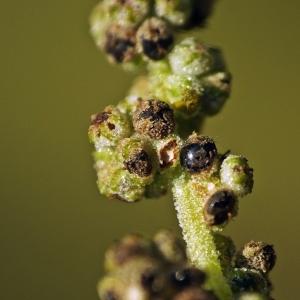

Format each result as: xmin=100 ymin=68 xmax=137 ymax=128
xmin=204 ymin=190 xmax=237 ymax=226
xmin=180 ymin=139 xmax=217 ymax=173
xmin=170 ymin=267 xmax=206 ymax=289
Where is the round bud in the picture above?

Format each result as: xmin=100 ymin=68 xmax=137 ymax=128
xmin=204 ymin=190 xmax=237 ymax=226
xmin=220 ymin=155 xmax=254 ymax=197
xmin=137 ymin=17 xmax=174 ymax=60
xmin=105 ymin=234 xmax=153 ymax=271
xmin=124 ymin=150 xmax=153 ymax=177
xmin=180 ymin=135 xmax=217 ymax=173
xmin=173 ymin=287 xmax=218 ymax=300
xmin=100 ymin=0 xmax=150 ymax=28
xmin=238 ymin=241 xmax=276 ymax=274
xmin=153 ymin=229 xmax=187 ymax=264
xmin=104 ymin=24 xmax=137 ymax=64
xmin=170 ymin=267 xmax=206 ymax=290
xmin=133 ymin=99 xmax=175 ymax=139
xmin=154 ymin=0 xmax=193 ymax=27
xmin=88 ymin=106 xmax=131 ymax=148
xmin=200 ymin=72 xmax=232 ymax=116
xmin=169 ymin=38 xmax=214 ymax=77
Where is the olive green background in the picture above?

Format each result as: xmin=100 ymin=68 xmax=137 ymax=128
xmin=1 ymin=1 xmax=299 ymax=299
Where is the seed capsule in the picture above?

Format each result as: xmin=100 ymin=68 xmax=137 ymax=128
xmin=124 ymin=150 xmax=153 ymax=177
xmin=204 ymin=190 xmax=237 ymax=226
xmin=180 ymin=135 xmax=217 ymax=173
xmin=238 ymin=241 xmax=276 ymax=274
xmin=133 ymin=99 xmax=175 ymax=139
xmin=137 ymin=17 xmax=174 ymax=60
xmin=104 ymin=24 xmax=137 ymax=64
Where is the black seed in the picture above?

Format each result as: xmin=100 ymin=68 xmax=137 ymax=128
xmin=124 ymin=150 xmax=153 ymax=177
xmin=204 ymin=190 xmax=237 ymax=226
xmin=180 ymin=137 xmax=217 ymax=173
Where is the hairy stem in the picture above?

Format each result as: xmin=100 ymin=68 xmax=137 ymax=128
xmin=172 ymin=173 xmax=233 ymax=300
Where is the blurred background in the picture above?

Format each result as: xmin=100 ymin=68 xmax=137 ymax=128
xmin=1 ymin=0 xmax=299 ymax=299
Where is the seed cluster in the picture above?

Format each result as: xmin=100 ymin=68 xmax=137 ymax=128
xmin=88 ymin=1 xmax=277 ymax=299
xmin=90 ymin=0 xmax=216 ymax=66
xmin=98 ymin=230 xmax=219 ymax=300
xmin=99 ymin=231 xmax=276 ymax=300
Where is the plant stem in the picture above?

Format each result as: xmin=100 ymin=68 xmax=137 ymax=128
xmin=172 ymin=173 xmax=233 ymax=300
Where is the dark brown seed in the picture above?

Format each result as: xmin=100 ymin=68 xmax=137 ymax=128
xmin=180 ymin=135 xmax=217 ymax=173
xmin=137 ymin=17 xmax=174 ymax=60
xmin=204 ymin=190 xmax=237 ymax=226
xmin=104 ymin=24 xmax=137 ymax=63
xmin=133 ymin=99 xmax=175 ymax=139
xmin=124 ymin=150 xmax=153 ymax=177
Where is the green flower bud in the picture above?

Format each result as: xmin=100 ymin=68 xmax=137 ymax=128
xmin=105 ymin=234 xmax=153 ymax=272
xmin=200 ymin=72 xmax=232 ymax=116
xmin=148 ymin=38 xmax=231 ymax=118
xmin=220 ymin=155 xmax=254 ymax=197
xmin=154 ymin=0 xmax=193 ymax=27
xmin=88 ymin=106 xmax=132 ymax=149
xmin=91 ymin=0 xmax=150 ymax=30
xmin=169 ymin=38 xmax=214 ymax=77
xmin=236 ymin=241 xmax=276 ymax=274
xmin=153 ymin=229 xmax=187 ymax=264
xmin=137 ymin=17 xmax=174 ymax=61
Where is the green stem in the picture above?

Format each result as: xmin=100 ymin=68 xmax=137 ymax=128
xmin=172 ymin=173 xmax=233 ymax=300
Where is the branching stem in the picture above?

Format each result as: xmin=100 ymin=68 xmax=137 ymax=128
xmin=172 ymin=174 xmax=233 ymax=300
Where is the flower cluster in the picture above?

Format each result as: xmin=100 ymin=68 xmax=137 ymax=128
xmin=98 ymin=230 xmax=276 ymax=300
xmin=90 ymin=0 xmax=215 ymax=68
xmin=88 ymin=1 xmax=277 ymax=299
xmin=88 ymin=98 xmax=252 ymax=205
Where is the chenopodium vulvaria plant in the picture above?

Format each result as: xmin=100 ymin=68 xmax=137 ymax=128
xmin=88 ymin=1 xmax=276 ymax=300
